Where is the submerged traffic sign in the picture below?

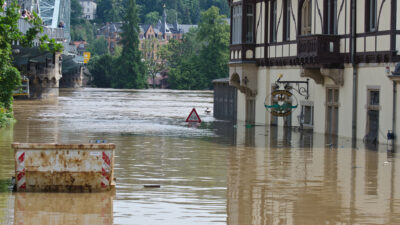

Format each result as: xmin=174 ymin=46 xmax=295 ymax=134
xmin=186 ymin=108 xmax=201 ymax=123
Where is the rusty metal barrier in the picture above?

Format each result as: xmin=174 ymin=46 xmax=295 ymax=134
xmin=12 ymin=143 xmax=116 ymax=192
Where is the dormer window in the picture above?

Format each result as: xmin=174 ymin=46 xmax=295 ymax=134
xmin=232 ymin=5 xmax=242 ymax=44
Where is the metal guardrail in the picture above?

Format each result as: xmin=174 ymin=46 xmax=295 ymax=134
xmin=17 ymin=18 xmax=65 ymax=40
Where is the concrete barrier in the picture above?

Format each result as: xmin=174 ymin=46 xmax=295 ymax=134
xmin=12 ymin=143 xmax=116 ymax=192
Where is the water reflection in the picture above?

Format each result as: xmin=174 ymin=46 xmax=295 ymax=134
xmin=228 ymin=125 xmax=400 ymax=225
xmin=14 ymin=192 xmax=115 ymax=225
xmin=0 ymin=88 xmax=400 ymax=225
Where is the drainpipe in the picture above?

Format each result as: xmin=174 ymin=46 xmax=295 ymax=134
xmin=351 ymin=0 xmax=358 ymax=147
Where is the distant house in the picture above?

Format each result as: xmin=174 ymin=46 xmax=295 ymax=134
xmin=79 ymin=0 xmax=96 ymax=20
xmin=71 ymin=41 xmax=87 ymax=56
xmin=139 ymin=6 xmax=197 ymax=88
xmin=97 ymin=23 xmax=123 ymax=54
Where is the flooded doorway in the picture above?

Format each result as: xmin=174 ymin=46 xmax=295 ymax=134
xmin=365 ymin=89 xmax=380 ymax=144
xmin=326 ymin=87 xmax=339 ymax=135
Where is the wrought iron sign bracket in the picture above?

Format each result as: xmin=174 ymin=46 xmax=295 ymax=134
xmin=275 ymin=77 xmax=310 ymax=99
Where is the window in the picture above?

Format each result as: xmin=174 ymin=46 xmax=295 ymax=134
xmin=365 ymin=89 xmax=380 ymax=143
xmin=245 ymin=4 xmax=254 ymax=43
xmin=369 ymin=90 xmax=379 ymax=106
xmin=365 ymin=0 xmax=377 ymax=32
xmin=301 ymin=105 xmax=314 ymax=128
xmin=325 ymin=0 xmax=337 ymax=34
xmin=270 ymin=0 xmax=277 ymax=42
xmin=283 ymin=0 xmax=291 ymax=41
xmin=232 ymin=5 xmax=242 ymax=44
xmin=301 ymin=0 xmax=312 ymax=35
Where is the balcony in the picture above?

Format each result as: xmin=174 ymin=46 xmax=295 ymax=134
xmin=230 ymin=43 xmax=256 ymax=63
xmin=297 ymin=35 xmax=341 ymax=66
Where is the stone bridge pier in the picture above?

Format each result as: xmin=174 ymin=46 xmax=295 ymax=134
xmin=13 ymin=46 xmax=62 ymax=99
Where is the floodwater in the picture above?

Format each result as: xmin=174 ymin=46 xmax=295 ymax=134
xmin=0 ymin=88 xmax=400 ymax=225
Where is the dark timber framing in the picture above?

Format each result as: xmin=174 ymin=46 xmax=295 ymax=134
xmin=228 ymin=0 xmax=400 ymax=66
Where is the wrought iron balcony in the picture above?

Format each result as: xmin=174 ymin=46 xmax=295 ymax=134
xmin=297 ymin=35 xmax=341 ymax=65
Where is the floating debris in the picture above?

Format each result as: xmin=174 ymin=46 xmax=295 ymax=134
xmin=144 ymin=184 xmax=161 ymax=188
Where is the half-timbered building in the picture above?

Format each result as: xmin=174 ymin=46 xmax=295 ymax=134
xmin=228 ymin=0 xmax=400 ymax=145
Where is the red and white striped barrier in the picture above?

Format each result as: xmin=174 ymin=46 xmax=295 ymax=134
xmin=101 ymin=151 xmax=111 ymax=188
xmin=16 ymin=152 xmax=26 ymax=190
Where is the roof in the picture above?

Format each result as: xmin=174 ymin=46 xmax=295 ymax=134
xmin=139 ymin=24 xmax=151 ymax=33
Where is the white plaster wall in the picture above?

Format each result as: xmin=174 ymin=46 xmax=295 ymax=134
xmin=290 ymin=43 xmax=297 ymax=56
xmin=356 ymin=65 xmax=394 ymax=142
xmin=289 ymin=0 xmax=298 ymax=40
xmin=276 ymin=0 xmax=283 ymax=42
xmin=237 ymin=90 xmax=246 ymax=122
xmin=377 ymin=35 xmax=390 ymax=51
xmin=397 ymin=35 xmax=400 ymax=54
xmin=314 ymin=0 xmax=324 ymax=34
xmin=337 ymin=0 xmax=348 ymax=35
xmin=276 ymin=45 xmax=282 ymax=57
xmin=356 ymin=0 xmax=365 ymax=34
xmin=366 ymin=36 xmax=375 ymax=52
xmin=357 ymin=37 xmax=364 ymax=52
xmin=396 ymin=81 xmax=400 ymax=147
xmin=377 ymin=0 xmax=390 ymax=31
xmin=398 ymin=0 xmax=400 ymax=30
xmin=255 ymin=68 xmax=270 ymax=125
xmin=256 ymin=2 xmax=265 ymax=45
xmin=338 ymin=67 xmax=355 ymax=138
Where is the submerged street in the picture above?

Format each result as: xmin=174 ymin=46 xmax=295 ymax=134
xmin=0 ymin=88 xmax=400 ymax=224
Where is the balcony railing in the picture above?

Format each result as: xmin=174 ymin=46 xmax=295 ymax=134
xmin=297 ymin=35 xmax=341 ymax=64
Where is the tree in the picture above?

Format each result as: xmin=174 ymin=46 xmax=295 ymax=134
xmin=87 ymin=54 xmax=115 ymax=87
xmin=160 ymin=7 xmax=229 ymax=90
xmin=86 ymin=36 xmax=109 ymax=56
xmin=144 ymin=11 xmax=160 ymax=26
xmin=113 ymin=0 xmax=147 ymax=88
xmin=197 ymin=6 xmax=229 ymax=89
xmin=71 ymin=0 xmax=83 ymax=25
xmin=142 ymin=38 xmax=167 ymax=88
xmin=0 ymin=0 xmax=62 ymax=126
xmin=96 ymin=0 xmax=125 ymax=23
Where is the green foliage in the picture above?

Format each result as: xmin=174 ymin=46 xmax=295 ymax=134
xmin=136 ymin=0 xmax=228 ymax=24
xmin=93 ymin=0 xmax=229 ymax=24
xmin=88 ymin=0 xmax=147 ymax=89
xmin=160 ymin=6 xmax=229 ymax=90
xmin=71 ymin=0 xmax=83 ymax=25
xmin=86 ymin=36 xmax=109 ymax=56
xmin=71 ymin=20 xmax=96 ymax=41
xmin=144 ymin=11 xmax=160 ymax=26
xmin=96 ymin=0 xmax=125 ymax=23
xmin=0 ymin=0 xmax=60 ymax=127
xmin=87 ymin=54 xmax=115 ymax=87
xmin=115 ymin=0 xmax=147 ymax=89
xmin=196 ymin=6 xmax=229 ymax=89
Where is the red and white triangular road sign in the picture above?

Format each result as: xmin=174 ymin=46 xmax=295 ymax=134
xmin=186 ymin=108 xmax=201 ymax=123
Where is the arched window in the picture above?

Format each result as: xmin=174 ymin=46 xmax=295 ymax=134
xmin=301 ymin=0 xmax=312 ymax=35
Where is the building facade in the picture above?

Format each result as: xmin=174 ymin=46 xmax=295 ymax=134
xmin=79 ymin=0 xmax=97 ymax=20
xmin=228 ymin=0 xmax=400 ymax=145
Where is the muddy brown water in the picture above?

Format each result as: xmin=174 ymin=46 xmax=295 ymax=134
xmin=0 ymin=88 xmax=400 ymax=225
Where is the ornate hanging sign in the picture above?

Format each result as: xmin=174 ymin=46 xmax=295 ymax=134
xmin=264 ymin=74 xmax=309 ymax=117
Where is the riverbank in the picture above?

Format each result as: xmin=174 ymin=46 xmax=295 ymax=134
xmin=0 ymin=108 xmax=14 ymax=128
